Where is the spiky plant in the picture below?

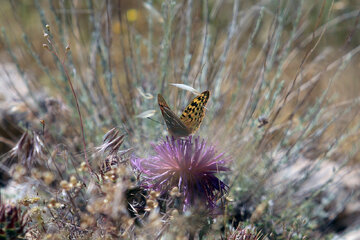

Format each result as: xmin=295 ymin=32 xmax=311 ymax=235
xmin=0 ymin=203 xmax=27 ymax=240
xmin=132 ymin=136 xmax=229 ymax=211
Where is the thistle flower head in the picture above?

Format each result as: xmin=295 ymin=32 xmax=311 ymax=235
xmin=131 ymin=136 xmax=229 ymax=210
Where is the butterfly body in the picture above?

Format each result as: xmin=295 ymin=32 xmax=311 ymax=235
xmin=158 ymin=91 xmax=210 ymax=138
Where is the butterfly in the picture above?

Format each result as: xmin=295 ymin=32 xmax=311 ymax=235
xmin=157 ymin=91 xmax=210 ymax=138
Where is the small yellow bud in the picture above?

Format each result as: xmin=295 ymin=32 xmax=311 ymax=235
xmin=149 ymin=190 xmax=160 ymax=199
xmin=45 ymin=24 xmax=50 ymax=31
xmin=60 ymin=180 xmax=70 ymax=191
xmin=48 ymin=198 xmax=57 ymax=208
xmin=21 ymin=197 xmax=40 ymax=206
xmin=170 ymin=187 xmax=181 ymax=197
xmin=55 ymin=203 xmax=63 ymax=208
xmin=171 ymin=209 xmax=179 ymax=217
xmin=225 ymin=195 xmax=234 ymax=202
xmin=145 ymin=199 xmax=158 ymax=211
xmin=43 ymin=171 xmax=55 ymax=185
xmin=70 ymin=176 xmax=77 ymax=185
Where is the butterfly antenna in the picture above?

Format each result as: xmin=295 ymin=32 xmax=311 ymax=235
xmin=192 ymin=63 xmax=206 ymax=86
xmin=147 ymin=117 xmax=164 ymax=125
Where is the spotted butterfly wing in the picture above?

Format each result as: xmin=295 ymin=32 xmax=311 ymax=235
xmin=158 ymin=94 xmax=192 ymax=137
xmin=180 ymin=90 xmax=210 ymax=133
xmin=157 ymin=91 xmax=210 ymax=137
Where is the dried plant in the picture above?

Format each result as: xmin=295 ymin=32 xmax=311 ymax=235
xmin=10 ymin=131 xmax=45 ymax=169
xmin=97 ymin=128 xmax=129 ymax=173
xmin=228 ymin=226 xmax=263 ymax=240
xmin=0 ymin=202 xmax=28 ymax=239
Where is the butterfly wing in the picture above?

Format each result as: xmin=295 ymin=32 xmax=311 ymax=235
xmin=180 ymin=90 xmax=210 ymax=133
xmin=158 ymin=94 xmax=192 ymax=138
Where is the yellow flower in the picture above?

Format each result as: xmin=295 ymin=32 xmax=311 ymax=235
xmin=126 ymin=9 xmax=138 ymax=22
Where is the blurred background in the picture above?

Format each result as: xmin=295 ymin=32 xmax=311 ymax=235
xmin=0 ymin=0 xmax=360 ymax=239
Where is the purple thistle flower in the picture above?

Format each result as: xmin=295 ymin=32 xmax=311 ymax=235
xmin=131 ymin=136 xmax=229 ymax=210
